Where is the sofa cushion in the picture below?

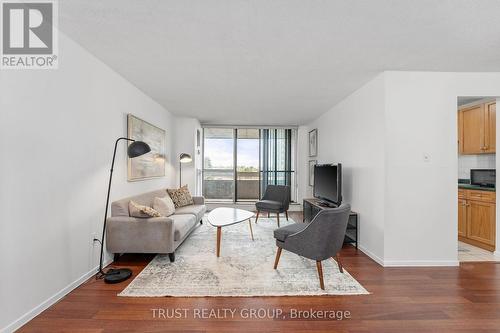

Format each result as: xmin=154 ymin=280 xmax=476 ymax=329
xmin=174 ymin=204 xmax=207 ymax=222
xmin=256 ymin=200 xmax=282 ymax=211
xmin=170 ymin=214 xmax=197 ymax=241
xmin=167 ymin=185 xmax=194 ymax=208
xmin=128 ymin=201 xmax=161 ymax=218
xmin=273 ymin=223 xmax=308 ymax=242
xmin=111 ymin=189 xmax=168 ymax=217
xmin=153 ymin=195 xmax=175 ymax=217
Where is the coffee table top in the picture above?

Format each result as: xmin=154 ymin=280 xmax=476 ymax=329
xmin=207 ymin=207 xmax=254 ymax=227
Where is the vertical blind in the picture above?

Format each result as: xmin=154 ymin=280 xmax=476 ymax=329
xmin=260 ymin=129 xmax=293 ymax=198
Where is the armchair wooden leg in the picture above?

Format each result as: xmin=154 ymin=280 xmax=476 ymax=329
xmin=285 ymin=210 xmax=289 ymax=221
xmin=333 ymin=254 xmax=344 ymax=273
xmin=255 ymin=210 xmax=260 ymax=223
xmin=316 ymin=261 xmax=325 ymax=290
xmin=113 ymin=253 xmax=120 ymax=262
xmin=276 ymin=213 xmax=280 ymax=227
xmin=216 ymin=227 xmax=222 ymax=257
xmin=268 ymin=212 xmax=270 ymax=218
xmin=248 ymin=219 xmax=254 ymax=241
xmin=274 ymin=247 xmax=282 ymax=269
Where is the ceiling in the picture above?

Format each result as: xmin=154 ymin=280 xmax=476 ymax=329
xmin=457 ymin=97 xmax=490 ymax=106
xmin=59 ymin=1 xmax=500 ymax=125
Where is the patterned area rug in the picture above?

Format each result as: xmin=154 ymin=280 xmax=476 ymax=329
xmin=119 ymin=217 xmax=369 ymax=297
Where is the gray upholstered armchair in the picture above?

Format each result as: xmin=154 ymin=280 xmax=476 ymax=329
xmin=255 ymin=185 xmax=291 ymax=227
xmin=273 ymin=204 xmax=351 ymax=290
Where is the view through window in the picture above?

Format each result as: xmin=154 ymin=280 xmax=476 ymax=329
xmin=203 ymin=127 xmax=296 ymax=202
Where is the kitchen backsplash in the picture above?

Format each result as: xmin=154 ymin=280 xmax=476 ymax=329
xmin=458 ymin=154 xmax=496 ymax=179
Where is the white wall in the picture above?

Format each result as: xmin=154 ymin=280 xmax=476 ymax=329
xmin=174 ymin=118 xmax=202 ymax=194
xmin=0 ymin=32 xmax=176 ymax=332
xmin=300 ymin=74 xmax=387 ymax=263
xmin=383 ymin=72 xmax=500 ymax=265
xmin=302 ymin=71 xmax=500 ymax=266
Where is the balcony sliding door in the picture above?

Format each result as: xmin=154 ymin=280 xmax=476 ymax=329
xmin=236 ymin=129 xmax=260 ymax=201
xmin=203 ymin=127 xmax=296 ymax=202
xmin=260 ymin=129 xmax=294 ymax=197
xmin=202 ymin=128 xmax=234 ymax=201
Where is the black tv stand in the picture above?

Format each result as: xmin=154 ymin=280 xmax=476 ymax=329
xmin=303 ymin=198 xmax=358 ymax=249
xmin=316 ymin=200 xmax=337 ymax=208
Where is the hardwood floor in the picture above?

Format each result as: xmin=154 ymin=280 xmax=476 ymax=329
xmin=19 ymin=212 xmax=500 ymax=332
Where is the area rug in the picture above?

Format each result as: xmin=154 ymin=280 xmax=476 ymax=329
xmin=119 ymin=217 xmax=369 ymax=297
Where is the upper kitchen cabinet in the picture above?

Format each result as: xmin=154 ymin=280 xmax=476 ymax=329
xmin=485 ymin=102 xmax=496 ymax=153
xmin=458 ymin=102 xmax=496 ymax=154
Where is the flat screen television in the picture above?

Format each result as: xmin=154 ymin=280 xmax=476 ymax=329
xmin=313 ymin=163 xmax=342 ymax=206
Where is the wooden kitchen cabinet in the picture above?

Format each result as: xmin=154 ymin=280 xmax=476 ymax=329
xmin=458 ymin=188 xmax=496 ymax=251
xmin=458 ymin=198 xmax=467 ymax=237
xmin=458 ymin=102 xmax=496 ymax=154
xmin=485 ymin=102 xmax=496 ymax=153
xmin=467 ymin=200 xmax=495 ymax=247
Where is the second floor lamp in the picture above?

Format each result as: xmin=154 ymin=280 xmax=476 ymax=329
xmin=179 ymin=153 xmax=192 ymax=187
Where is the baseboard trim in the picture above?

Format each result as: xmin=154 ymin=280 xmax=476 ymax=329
xmin=1 ymin=259 xmax=112 ymax=333
xmin=356 ymin=246 xmax=460 ymax=267
xmin=357 ymin=244 xmax=384 ymax=266
xmin=383 ymin=260 xmax=460 ymax=267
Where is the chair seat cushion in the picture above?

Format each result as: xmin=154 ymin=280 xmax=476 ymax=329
xmin=256 ymin=200 xmax=282 ymax=211
xmin=273 ymin=222 xmax=308 ymax=242
xmin=173 ymin=204 xmax=206 ymax=222
xmin=170 ymin=214 xmax=197 ymax=241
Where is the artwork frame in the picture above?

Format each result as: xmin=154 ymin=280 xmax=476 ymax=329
xmin=127 ymin=114 xmax=166 ymax=181
xmin=309 ymin=160 xmax=317 ymax=187
xmin=309 ymin=129 xmax=318 ymax=157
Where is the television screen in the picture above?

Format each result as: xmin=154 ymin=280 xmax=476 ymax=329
xmin=313 ymin=164 xmax=342 ymax=205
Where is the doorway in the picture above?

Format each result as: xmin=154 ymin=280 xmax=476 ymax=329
xmin=457 ymin=96 xmax=500 ymax=262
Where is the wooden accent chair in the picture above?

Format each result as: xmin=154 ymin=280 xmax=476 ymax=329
xmin=254 ymin=185 xmax=291 ymax=227
xmin=272 ymin=204 xmax=351 ymax=290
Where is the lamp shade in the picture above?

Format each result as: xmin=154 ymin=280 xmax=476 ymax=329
xmin=179 ymin=153 xmax=192 ymax=163
xmin=127 ymin=141 xmax=151 ymax=158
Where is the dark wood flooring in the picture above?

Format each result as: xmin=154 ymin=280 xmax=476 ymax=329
xmin=19 ymin=212 xmax=500 ymax=332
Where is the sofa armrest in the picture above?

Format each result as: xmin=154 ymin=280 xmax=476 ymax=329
xmin=106 ymin=216 xmax=175 ymax=253
xmin=192 ymin=196 xmax=205 ymax=205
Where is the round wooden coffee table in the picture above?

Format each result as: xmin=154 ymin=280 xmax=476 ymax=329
xmin=207 ymin=207 xmax=255 ymax=257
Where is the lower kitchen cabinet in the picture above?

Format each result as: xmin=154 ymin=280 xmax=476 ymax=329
xmin=458 ymin=189 xmax=496 ymax=252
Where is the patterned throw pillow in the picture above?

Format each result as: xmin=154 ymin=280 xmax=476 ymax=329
xmin=167 ymin=185 xmax=194 ymax=208
xmin=153 ymin=195 xmax=176 ymax=217
xmin=129 ymin=201 xmax=161 ymax=218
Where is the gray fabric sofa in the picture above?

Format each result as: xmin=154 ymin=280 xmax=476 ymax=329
xmin=106 ymin=188 xmax=206 ymax=262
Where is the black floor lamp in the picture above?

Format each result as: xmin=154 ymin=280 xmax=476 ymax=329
xmin=96 ymin=137 xmax=151 ymax=284
xmin=179 ymin=153 xmax=192 ymax=187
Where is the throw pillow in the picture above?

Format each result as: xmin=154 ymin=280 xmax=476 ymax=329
xmin=153 ymin=195 xmax=175 ymax=217
xmin=167 ymin=185 xmax=194 ymax=208
xmin=129 ymin=201 xmax=161 ymax=218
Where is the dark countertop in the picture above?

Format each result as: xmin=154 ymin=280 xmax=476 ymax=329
xmin=458 ymin=184 xmax=496 ymax=192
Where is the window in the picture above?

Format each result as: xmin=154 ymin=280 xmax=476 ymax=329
xmin=202 ymin=127 xmax=297 ymax=202
xmin=202 ymin=128 xmax=234 ymax=200
xmin=237 ymin=129 xmax=260 ymax=201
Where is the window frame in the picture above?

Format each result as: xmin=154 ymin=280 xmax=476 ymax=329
xmin=202 ymin=126 xmax=297 ymax=203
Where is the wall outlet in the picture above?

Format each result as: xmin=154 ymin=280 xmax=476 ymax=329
xmin=91 ymin=232 xmax=100 ymax=246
